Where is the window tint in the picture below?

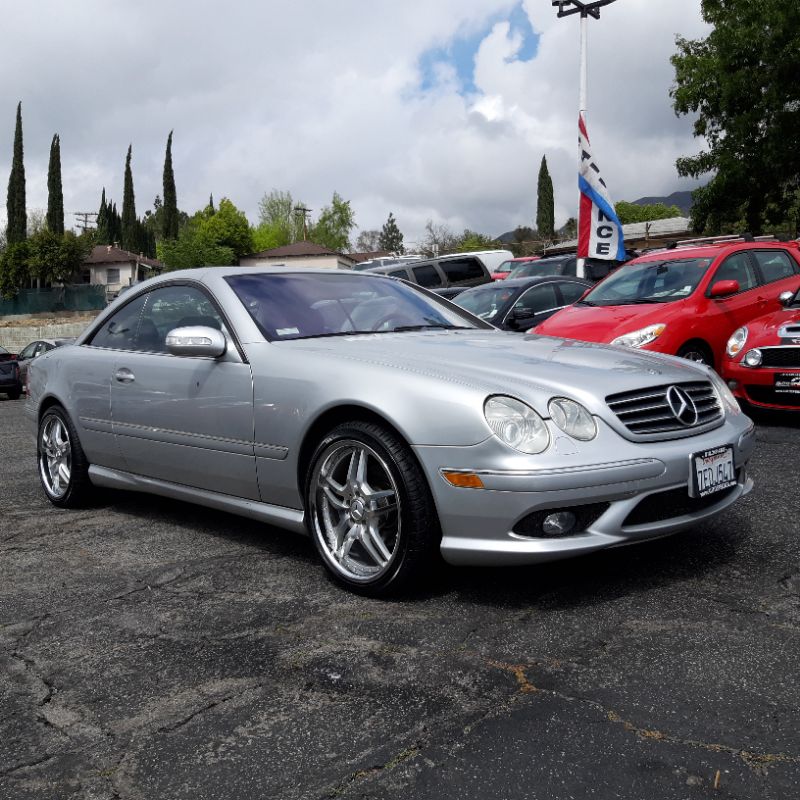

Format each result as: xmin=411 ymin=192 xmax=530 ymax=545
xmin=440 ymin=258 xmax=484 ymax=284
xmin=559 ymin=282 xmax=588 ymax=305
xmin=713 ymin=252 xmax=757 ymax=291
xmin=563 ymin=258 xmax=577 ymax=277
xmin=19 ymin=343 xmax=38 ymax=360
xmin=752 ymin=250 xmax=798 ymax=284
xmin=412 ymin=264 xmax=442 ymax=288
xmin=89 ymin=293 xmax=148 ymax=350
xmin=388 ymin=269 xmax=407 ymax=279
xmin=512 ymin=284 xmax=559 ymax=317
xmin=137 ymin=285 xmax=226 ymax=353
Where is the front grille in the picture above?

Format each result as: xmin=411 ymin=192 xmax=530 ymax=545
xmin=623 ymin=481 xmax=739 ymax=527
xmin=759 ymin=347 xmax=800 ymax=368
xmin=513 ymin=502 xmax=610 ymax=538
xmin=746 ymin=385 xmax=800 ymax=407
xmin=606 ymin=381 xmax=721 ymax=436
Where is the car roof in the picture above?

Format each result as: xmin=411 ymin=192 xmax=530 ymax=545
xmin=463 ymin=276 xmax=588 ymax=291
xmin=630 ymin=240 xmax=800 ymax=263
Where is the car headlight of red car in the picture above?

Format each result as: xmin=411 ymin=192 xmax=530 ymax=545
xmin=610 ymin=324 xmax=666 ymax=348
xmin=726 ymin=326 xmax=748 ymax=358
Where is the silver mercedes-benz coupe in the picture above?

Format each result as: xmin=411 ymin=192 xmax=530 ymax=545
xmin=27 ymin=267 xmax=755 ymax=594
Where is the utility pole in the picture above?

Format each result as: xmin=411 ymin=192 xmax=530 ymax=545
xmin=72 ymin=211 xmax=98 ymax=233
xmin=294 ymin=205 xmax=311 ymax=241
xmin=552 ymin=0 xmax=618 ymax=277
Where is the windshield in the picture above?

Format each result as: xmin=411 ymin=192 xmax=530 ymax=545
xmin=581 ymin=258 xmax=713 ymax=306
xmin=225 ymin=272 xmax=489 ymax=340
xmin=454 ymin=285 xmax=517 ymax=319
xmin=508 ymin=260 xmax=565 ymax=278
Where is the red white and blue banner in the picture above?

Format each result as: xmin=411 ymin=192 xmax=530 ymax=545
xmin=578 ymin=113 xmax=625 ymax=261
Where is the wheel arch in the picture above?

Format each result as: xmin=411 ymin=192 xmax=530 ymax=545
xmin=38 ymin=394 xmax=66 ymax=422
xmin=677 ymin=338 xmax=715 ymax=368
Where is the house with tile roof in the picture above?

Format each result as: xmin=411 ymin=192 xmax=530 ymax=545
xmin=82 ymin=245 xmax=163 ymax=298
xmin=239 ymin=241 xmax=356 ymax=270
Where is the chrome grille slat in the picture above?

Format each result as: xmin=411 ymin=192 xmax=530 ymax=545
xmin=605 ymin=380 xmax=722 ymax=438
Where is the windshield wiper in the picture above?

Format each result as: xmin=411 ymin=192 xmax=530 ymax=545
xmin=612 ymin=298 xmax=668 ymax=305
xmin=392 ymin=324 xmax=473 ymax=332
xmin=577 ymin=300 xmax=597 ymax=307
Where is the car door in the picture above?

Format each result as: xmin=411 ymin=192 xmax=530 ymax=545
xmin=750 ymin=249 xmax=800 ymax=306
xmin=17 ymin=341 xmax=39 ymax=383
xmin=502 ymin=282 xmax=561 ymax=331
xmin=109 ymin=283 xmax=259 ymax=500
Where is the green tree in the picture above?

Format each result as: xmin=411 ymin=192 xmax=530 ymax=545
xmin=378 ymin=213 xmax=404 ymax=253
xmin=203 ymin=198 xmax=253 ymax=259
xmin=252 ymin=189 xmax=309 ymax=251
xmin=46 ymin=134 xmax=64 ymax=235
xmin=121 ymin=145 xmax=137 ymax=251
xmin=6 ymin=102 xmax=27 ymax=245
xmin=162 ymin=131 xmax=179 ymax=240
xmin=614 ymin=201 xmax=682 ymax=225
xmin=28 ymin=229 xmax=92 ymax=285
xmin=310 ymin=192 xmax=356 ymax=252
xmin=536 ymin=156 xmax=554 ymax=238
xmin=0 ymin=241 xmax=30 ymax=299
xmin=671 ymin=0 xmax=800 ymax=234
xmin=457 ymin=230 xmax=499 ymax=253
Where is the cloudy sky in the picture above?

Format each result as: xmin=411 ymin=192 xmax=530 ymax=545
xmin=0 ymin=0 xmax=709 ymax=247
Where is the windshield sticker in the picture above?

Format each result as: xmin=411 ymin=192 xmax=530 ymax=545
xmin=276 ymin=327 xmax=300 ymax=336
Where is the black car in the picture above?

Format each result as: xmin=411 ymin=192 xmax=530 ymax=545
xmin=452 ymin=276 xmax=592 ymax=332
xmin=16 ymin=339 xmax=75 ymax=386
xmin=508 ymin=251 xmax=637 ymax=282
xmin=0 ymin=346 xmax=22 ymax=399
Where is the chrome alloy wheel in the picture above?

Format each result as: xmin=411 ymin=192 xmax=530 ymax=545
xmin=681 ymin=349 xmax=708 ymax=364
xmin=39 ymin=415 xmax=72 ymax=499
xmin=310 ymin=440 xmax=401 ymax=582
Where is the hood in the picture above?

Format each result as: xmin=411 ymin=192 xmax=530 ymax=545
xmin=536 ymin=302 xmax=683 ymax=343
xmin=746 ymin=306 xmax=800 ymax=344
xmin=278 ymin=329 xmax=711 ymax=416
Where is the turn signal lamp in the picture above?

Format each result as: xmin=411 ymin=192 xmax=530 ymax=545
xmin=441 ymin=471 xmax=485 ymax=489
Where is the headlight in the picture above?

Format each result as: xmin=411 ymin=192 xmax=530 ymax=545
xmin=726 ymin=326 xmax=748 ymax=358
xmin=610 ymin=324 xmax=666 ymax=348
xmin=710 ymin=370 xmax=742 ymax=416
xmin=484 ymin=396 xmax=550 ymax=454
xmin=743 ymin=349 xmax=762 ymax=367
xmin=548 ymin=398 xmax=597 ymax=441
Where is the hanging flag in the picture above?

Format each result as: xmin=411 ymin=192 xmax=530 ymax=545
xmin=578 ymin=113 xmax=625 ymax=261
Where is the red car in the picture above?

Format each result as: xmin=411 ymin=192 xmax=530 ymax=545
xmin=535 ymin=239 xmax=800 ymax=368
xmin=492 ymin=256 xmax=539 ymax=280
xmin=722 ymin=286 xmax=800 ymax=409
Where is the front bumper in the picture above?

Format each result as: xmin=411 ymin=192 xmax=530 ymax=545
xmin=414 ymin=414 xmax=756 ymax=566
xmin=725 ymin=360 xmax=800 ymax=410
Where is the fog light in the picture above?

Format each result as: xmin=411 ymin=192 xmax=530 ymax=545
xmin=542 ymin=511 xmax=576 ymax=536
xmin=743 ymin=349 xmax=762 ymax=367
xmin=727 ymin=380 xmax=738 ymax=390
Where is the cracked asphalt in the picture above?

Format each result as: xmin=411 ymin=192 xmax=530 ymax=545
xmin=1 ymin=397 xmax=799 ymax=800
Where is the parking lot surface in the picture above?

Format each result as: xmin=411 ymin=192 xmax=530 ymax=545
xmin=1 ymin=397 xmax=799 ymax=799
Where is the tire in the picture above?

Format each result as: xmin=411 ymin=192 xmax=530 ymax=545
xmin=37 ymin=405 xmax=92 ymax=508
xmin=305 ymin=421 xmax=439 ymax=596
xmin=677 ymin=342 xmax=714 ymax=368
xmin=7 ymin=388 xmax=21 ymax=400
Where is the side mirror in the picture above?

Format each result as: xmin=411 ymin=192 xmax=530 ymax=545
xmin=779 ymin=290 xmax=795 ymax=307
xmin=709 ymin=279 xmax=740 ymax=298
xmin=165 ymin=326 xmax=227 ymax=358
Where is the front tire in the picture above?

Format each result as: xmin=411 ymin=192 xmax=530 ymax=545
xmin=306 ymin=421 xmax=439 ymax=596
xmin=677 ymin=341 xmax=714 ymax=368
xmin=38 ymin=406 xmax=92 ymax=508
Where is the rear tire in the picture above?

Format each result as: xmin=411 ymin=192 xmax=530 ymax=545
xmin=305 ymin=421 xmax=439 ymax=596
xmin=37 ymin=405 xmax=92 ymax=508
xmin=677 ymin=342 xmax=714 ymax=368
xmin=7 ymin=388 xmax=21 ymax=400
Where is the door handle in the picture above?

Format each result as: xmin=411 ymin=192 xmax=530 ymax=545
xmin=114 ymin=368 xmax=135 ymax=383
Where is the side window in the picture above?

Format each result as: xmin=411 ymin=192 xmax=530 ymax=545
xmin=388 ymin=270 xmax=407 ymax=279
xmin=88 ymin=293 xmax=148 ymax=351
xmin=19 ymin=343 xmax=38 ymax=360
xmin=559 ymin=282 xmax=588 ymax=305
xmin=440 ymin=258 xmax=484 ymax=284
xmin=412 ymin=265 xmax=443 ymax=288
xmin=512 ymin=284 xmax=559 ymax=317
xmin=752 ymin=250 xmax=798 ymax=285
xmin=712 ymin=252 xmax=757 ymax=291
xmin=564 ymin=258 xmax=577 ymax=276
xmin=138 ymin=285 xmax=226 ymax=353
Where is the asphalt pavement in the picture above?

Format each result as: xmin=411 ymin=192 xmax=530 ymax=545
xmin=1 ymin=397 xmax=799 ymax=800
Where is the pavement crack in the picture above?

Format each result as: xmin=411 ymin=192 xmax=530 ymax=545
xmin=157 ymin=682 xmax=264 ymax=734
xmin=0 ymin=754 xmax=57 ymax=778
xmin=326 ymin=743 xmax=421 ymax=797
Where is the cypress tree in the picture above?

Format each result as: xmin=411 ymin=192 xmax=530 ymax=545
xmin=536 ymin=155 xmax=555 ymax=238
xmin=121 ymin=145 xmax=137 ymax=251
xmin=96 ymin=188 xmax=110 ymax=244
xmin=6 ymin=102 xmax=27 ymax=244
xmin=208 ymin=193 xmax=215 ymax=214
xmin=46 ymin=134 xmax=64 ymax=235
xmin=378 ymin=212 xmax=404 ymax=253
xmin=162 ymin=131 xmax=179 ymax=240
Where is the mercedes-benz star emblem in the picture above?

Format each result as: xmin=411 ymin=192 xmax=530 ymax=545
xmin=665 ymin=385 xmax=698 ymax=426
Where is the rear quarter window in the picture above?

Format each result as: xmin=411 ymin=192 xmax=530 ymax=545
xmin=440 ymin=258 xmax=484 ymax=284
xmin=753 ymin=250 xmax=798 ymax=284
xmin=412 ymin=265 xmax=443 ymax=287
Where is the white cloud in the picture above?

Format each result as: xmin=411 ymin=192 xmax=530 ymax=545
xmin=0 ymin=0 xmax=710 ymax=246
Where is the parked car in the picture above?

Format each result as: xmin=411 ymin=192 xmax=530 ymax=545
xmin=367 ymin=250 xmax=513 ymax=292
xmin=351 ymin=255 xmax=423 ymax=271
xmin=453 ymin=276 xmax=591 ymax=331
xmin=535 ymin=240 xmax=800 ymax=368
xmin=0 ymin=346 xmax=21 ymax=399
xmin=723 ymin=286 xmax=800 ymax=409
xmin=493 ymin=256 xmax=540 ymax=281
xmin=509 ymin=252 xmax=637 ymax=282
xmin=27 ymin=267 xmax=754 ymax=595
xmin=16 ymin=338 xmax=74 ymax=386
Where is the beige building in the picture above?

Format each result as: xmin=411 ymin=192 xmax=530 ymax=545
xmin=240 ymin=241 xmax=356 ymax=270
xmin=83 ymin=245 xmax=162 ymax=298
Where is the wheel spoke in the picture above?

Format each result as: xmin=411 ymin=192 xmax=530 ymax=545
xmin=58 ymin=462 xmax=71 ymax=484
xmin=361 ymin=522 xmax=392 ymax=566
xmin=364 ymin=488 xmax=397 ymax=514
xmin=337 ymin=524 xmax=360 ymax=561
xmin=322 ymin=484 xmax=348 ymax=510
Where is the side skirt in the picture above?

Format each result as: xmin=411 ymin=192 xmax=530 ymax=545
xmin=88 ymin=464 xmax=307 ymax=535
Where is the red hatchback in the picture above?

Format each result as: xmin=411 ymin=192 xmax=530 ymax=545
xmin=535 ymin=240 xmax=800 ymax=368
xmin=722 ymin=286 xmax=800 ymax=409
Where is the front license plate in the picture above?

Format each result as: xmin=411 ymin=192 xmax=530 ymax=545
xmin=690 ymin=445 xmax=736 ymax=498
xmin=774 ymin=372 xmax=800 ymax=394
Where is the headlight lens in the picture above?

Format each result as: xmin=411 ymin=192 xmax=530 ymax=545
xmin=610 ymin=324 xmax=666 ymax=348
xmin=484 ymin=396 xmax=550 ymax=454
xmin=743 ymin=348 xmax=762 ymax=367
xmin=726 ymin=326 xmax=748 ymax=358
xmin=710 ymin=370 xmax=742 ymax=416
xmin=548 ymin=398 xmax=597 ymax=441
